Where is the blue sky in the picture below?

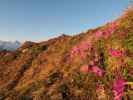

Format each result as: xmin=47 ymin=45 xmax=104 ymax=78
xmin=0 ymin=0 xmax=131 ymax=42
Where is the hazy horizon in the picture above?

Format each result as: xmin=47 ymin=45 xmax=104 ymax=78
xmin=0 ymin=0 xmax=131 ymax=42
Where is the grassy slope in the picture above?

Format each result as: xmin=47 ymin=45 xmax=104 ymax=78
xmin=0 ymin=9 xmax=133 ymax=100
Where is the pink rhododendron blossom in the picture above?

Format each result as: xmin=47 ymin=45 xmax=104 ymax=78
xmin=71 ymin=46 xmax=80 ymax=54
xmin=95 ymin=31 xmax=103 ymax=38
xmin=70 ymin=46 xmax=80 ymax=58
xmin=108 ymin=28 xmax=114 ymax=34
xmin=95 ymin=29 xmax=113 ymax=39
xmin=70 ymin=41 xmax=91 ymax=58
xmin=95 ymin=22 xmax=118 ymax=39
xmin=109 ymin=48 xmax=122 ymax=57
xmin=110 ymin=22 xmax=119 ymax=30
xmin=103 ymin=31 xmax=111 ymax=39
xmin=106 ymin=22 xmax=118 ymax=36
xmin=112 ymin=79 xmax=126 ymax=100
xmin=80 ymin=42 xmax=91 ymax=50
xmin=91 ymin=65 xmax=104 ymax=77
xmin=79 ymin=51 xmax=86 ymax=59
xmin=80 ymin=65 xmax=89 ymax=74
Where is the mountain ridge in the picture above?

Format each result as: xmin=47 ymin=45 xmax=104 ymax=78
xmin=0 ymin=40 xmax=21 ymax=51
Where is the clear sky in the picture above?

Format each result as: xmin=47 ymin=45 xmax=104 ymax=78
xmin=0 ymin=0 xmax=131 ymax=42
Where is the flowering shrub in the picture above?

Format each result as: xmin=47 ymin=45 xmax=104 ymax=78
xmin=95 ymin=31 xmax=103 ymax=38
xmin=70 ymin=41 xmax=91 ymax=59
xmin=80 ymin=64 xmax=104 ymax=77
xmin=112 ymin=79 xmax=126 ymax=100
xmin=95 ymin=22 xmax=119 ymax=39
xmin=91 ymin=65 xmax=104 ymax=77
xmin=108 ymin=48 xmax=123 ymax=57
xmin=80 ymin=65 xmax=89 ymax=74
xmin=68 ymin=19 xmax=133 ymax=99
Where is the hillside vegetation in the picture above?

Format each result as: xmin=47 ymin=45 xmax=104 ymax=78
xmin=0 ymin=8 xmax=133 ymax=100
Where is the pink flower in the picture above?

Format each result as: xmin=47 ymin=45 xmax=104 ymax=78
xmin=108 ymin=27 xmax=115 ymax=33
xmin=91 ymin=65 xmax=104 ymax=77
xmin=105 ymin=22 xmax=118 ymax=38
xmin=95 ymin=29 xmax=113 ymax=39
xmin=80 ymin=65 xmax=89 ymax=74
xmin=110 ymin=22 xmax=119 ymax=29
xmin=79 ymin=41 xmax=91 ymax=51
xmin=95 ymin=31 xmax=103 ymax=38
xmin=70 ymin=41 xmax=91 ymax=58
xmin=103 ymin=31 xmax=111 ymax=39
xmin=79 ymin=51 xmax=86 ymax=59
xmin=109 ymin=48 xmax=122 ymax=57
xmin=95 ymin=22 xmax=118 ymax=39
xmin=112 ymin=79 xmax=126 ymax=100
xmin=70 ymin=46 xmax=80 ymax=57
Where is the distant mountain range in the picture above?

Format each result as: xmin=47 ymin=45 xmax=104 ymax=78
xmin=0 ymin=40 xmax=21 ymax=51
